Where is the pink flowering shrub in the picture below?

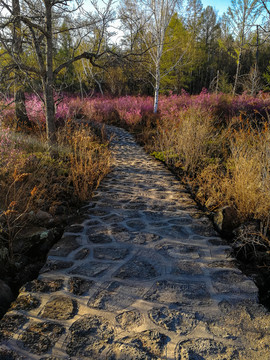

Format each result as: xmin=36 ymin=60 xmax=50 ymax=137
xmin=25 ymin=94 xmax=46 ymax=125
xmin=1 ymin=90 xmax=270 ymax=131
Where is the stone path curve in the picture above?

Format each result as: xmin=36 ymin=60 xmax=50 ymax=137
xmin=0 ymin=126 xmax=270 ymax=359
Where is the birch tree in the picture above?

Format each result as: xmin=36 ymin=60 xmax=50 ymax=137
xmin=227 ymin=0 xmax=261 ymax=95
xmin=121 ymin=0 xmax=181 ymax=112
xmin=148 ymin=0 xmax=182 ymax=112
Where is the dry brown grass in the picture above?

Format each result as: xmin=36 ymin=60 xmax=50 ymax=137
xmin=226 ymin=122 xmax=270 ymax=221
xmin=0 ymin=122 xmax=111 ymax=259
xmin=64 ymin=126 xmax=110 ymax=201
xmin=139 ymin=107 xmax=270 ymax=231
xmin=152 ymin=107 xmax=218 ymax=175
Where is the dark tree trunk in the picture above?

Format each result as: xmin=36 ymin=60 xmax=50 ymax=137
xmin=12 ymin=0 xmax=31 ymax=130
xmin=44 ymin=0 xmax=57 ymax=150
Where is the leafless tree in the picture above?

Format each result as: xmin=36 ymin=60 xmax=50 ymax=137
xmin=0 ymin=0 xmax=116 ymax=149
xmin=227 ymin=0 xmax=262 ymax=95
xmin=120 ymin=0 xmax=182 ymax=112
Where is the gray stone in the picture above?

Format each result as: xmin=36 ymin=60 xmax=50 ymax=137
xmin=168 ymin=218 xmax=193 ymax=225
xmin=13 ymin=227 xmax=53 ymax=254
xmin=211 ymin=270 xmax=251 ymax=294
xmin=18 ymin=322 xmax=65 ymax=355
xmin=115 ymin=310 xmax=142 ymax=329
xmin=40 ymin=357 xmax=70 ymax=360
xmin=0 ymin=314 xmax=28 ymax=340
xmin=69 ymin=262 xmax=112 ymax=277
xmin=171 ymin=261 xmax=203 ymax=275
xmin=88 ymin=233 xmax=112 ymax=244
xmin=108 ymin=330 xmax=169 ymax=359
xmin=175 ymin=339 xmax=240 ymax=359
xmin=87 ymin=209 xmax=110 ymax=216
xmin=142 ymin=211 xmax=166 ymax=221
xmin=107 ymin=343 xmax=153 ymax=359
xmin=0 ymin=348 xmax=26 ymax=360
xmin=73 ymin=248 xmax=90 ymax=260
xmin=156 ymin=243 xmax=200 ymax=259
xmin=114 ymin=258 xmax=159 ymax=280
xmin=144 ymin=280 xmax=211 ymax=306
xmin=102 ymin=214 xmax=124 ymax=223
xmin=148 ymin=307 xmax=198 ymax=335
xmin=207 ymin=260 xmax=237 ymax=269
xmin=94 ymin=247 xmax=129 ymax=260
xmin=22 ymin=279 xmax=63 ymax=293
xmin=188 ymin=224 xmax=218 ymax=237
xmin=48 ymin=235 xmax=80 ymax=257
xmin=40 ymin=260 xmax=74 ymax=273
xmin=68 ymin=277 xmax=94 ymax=295
xmin=66 ymin=315 xmax=114 ymax=357
xmin=10 ymin=295 xmax=40 ymax=311
xmin=125 ymin=220 xmax=146 ymax=230
xmin=35 ymin=210 xmax=53 ymax=224
xmin=132 ymin=233 xmax=161 ymax=244
xmin=208 ymin=238 xmax=227 ymax=246
xmin=41 ymin=296 xmax=77 ymax=320
xmin=213 ymin=206 xmax=240 ymax=237
xmin=88 ymin=281 xmax=145 ymax=311
xmin=123 ymin=202 xmax=147 ymax=210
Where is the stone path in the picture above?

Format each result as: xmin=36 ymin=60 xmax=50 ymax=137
xmin=0 ymin=126 xmax=270 ymax=360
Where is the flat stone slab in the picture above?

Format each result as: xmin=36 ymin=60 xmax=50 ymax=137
xmin=17 ymin=322 xmax=65 ymax=355
xmin=171 ymin=260 xmax=203 ymax=276
xmin=115 ymin=310 xmax=143 ymax=329
xmin=175 ymin=338 xmax=240 ymax=359
xmin=107 ymin=330 xmax=169 ymax=359
xmin=10 ymin=295 xmax=40 ymax=311
xmin=88 ymin=281 xmax=145 ymax=311
xmin=68 ymin=277 xmax=95 ymax=295
xmin=114 ymin=257 xmax=160 ymax=280
xmin=41 ymin=296 xmax=77 ymax=320
xmin=22 ymin=279 xmax=64 ymax=293
xmin=132 ymin=232 xmax=161 ymax=244
xmin=65 ymin=315 xmax=114 ymax=358
xmin=0 ymin=314 xmax=28 ymax=341
xmin=148 ymin=306 xmax=198 ymax=335
xmin=48 ymin=235 xmax=80 ymax=257
xmin=93 ymin=246 xmax=129 ymax=260
xmin=156 ymin=242 xmax=201 ymax=259
xmin=69 ymin=261 xmax=112 ymax=277
xmin=144 ymin=280 xmax=212 ymax=307
xmin=0 ymin=125 xmax=268 ymax=359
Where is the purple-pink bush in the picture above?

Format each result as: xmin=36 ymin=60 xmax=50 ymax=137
xmin=1 ymin=90 xmax=270 ymax=128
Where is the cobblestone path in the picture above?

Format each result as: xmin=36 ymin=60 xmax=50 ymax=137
xmin=1 ymin=126 xmax=270 ymax=359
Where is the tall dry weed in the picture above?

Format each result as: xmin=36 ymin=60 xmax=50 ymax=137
xmin=57 ymin=122 xmax=111 ymax=202
xmin=154 ymin=107 xmax=217 ymax=175
xmin=196 ymin=119 xmax=270 ymax=223
xmin=226 ymin=123 xmax=270 ymax=221
xmin=67 ymin=128 xmax=110 ymax=201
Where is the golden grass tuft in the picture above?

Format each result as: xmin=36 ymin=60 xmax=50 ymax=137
xmin=0 ymin=122 xmax=111 ymax=259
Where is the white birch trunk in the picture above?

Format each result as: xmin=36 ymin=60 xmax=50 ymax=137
xmin=154 ymin=62 xmax=161 ymax=113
